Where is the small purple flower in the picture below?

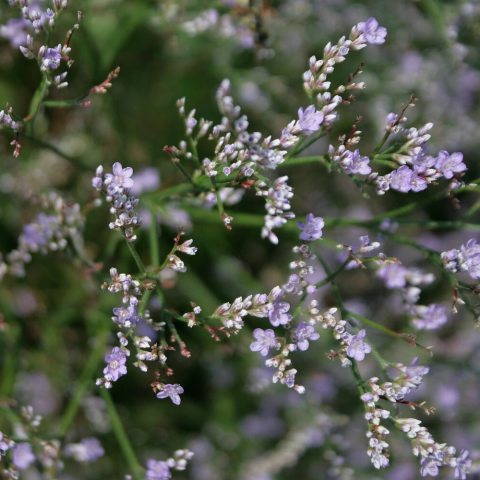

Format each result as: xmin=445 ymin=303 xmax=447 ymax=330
xmin=420 ymin=454 xmax=442 ymax=477
xmin=64 ymin=437 xmax=105 ymax=463
xmin=294 ymin=322 xmax=320 ymax=351
xmin=268 ymin=299 xmax=292 ymax=327
xmin=112 ymin=304 xmax=141 ymax=328
xmin=460 ymin=239 xmax=480 ymax=280
xmin=297 ymin=213 xmax=324 ymax=241
xmin=377 ymin=263 xmax=408 ymax=289
xmin=435 ymin=151 xmax=466 ymax=179
xmin=0 ymin=18 xmax=31 ymax=48
xmin=130 ymin=168 xmax=160 ymax=196
xmin=105 ymin=162 xmax=134 ymax=192
xmin=146 ymin=459 xmax=171 ymax=480
xmin=390 ymin=166 xmax=414 ymax=192
xmin=346 ymin=329 xmax=371 ymax=362
xmin=250 ymin=328 xmax=277 ymax=357
xmin=0 ymin=432 xmax=13 ymax=455
xmin=412 ymin=304 xmax=448 ymax=330
xmin=342 ymin=149 xmax=371 ymax=175
xmin=103 ymin=347 xmax=128 ymax=383
xmin=12 ymin=443 xmax=35 ymax=470
xmin=297 ymin=105 xmax=324 ymax=135
xmin=156 ymin=384 xmax=184 ymax=405
xmin=412 ymin=154 xmax=436 ymax=174
xmin=357 ymin=17 xmax=387 ymax=45
xmin=454 ymin=450 xmax=471 ymax=480
xmin=41 ymin=45 xmax=62 ymax=70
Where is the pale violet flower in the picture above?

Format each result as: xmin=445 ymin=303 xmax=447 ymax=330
xmin=435 ymin=151 xmax=466 ymax=179
xmin=156 ymin=384 xmax=184 ymax=405
xmin=146 ymin=459 xmax=171 ymax=480
xmin=294 ymin=322 xmax=320 ymax=351
xmin=346 ymin=330 xmax=371 ymax=361
xmin=250 ymin=328 xmax=277 ymax=357
xmin=12 ymin=443 xmax=35 ymax=470
xmin=357 ymin=17 xmax=387 ymax=45
xmin=297 ymin=214 xmax=324 ymax=241
xmin=297 ymin=105 xmax=324 ymax=135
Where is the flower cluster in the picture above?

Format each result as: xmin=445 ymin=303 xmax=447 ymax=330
xmin=145 ymin=449 xmax=194 ymax=480
xmin=442 ymin=238 xmax=480 ymax=281
xmin=92 ymin=162 xmax=140 ymax=242
xmin=376 ymin=261 xmax=449 ymax=330
xmin=1 ymin=192 xmax=83 ymax=279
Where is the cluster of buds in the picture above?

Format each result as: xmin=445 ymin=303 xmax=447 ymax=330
xmin=3 ymin=192 xmax=83 ymax=278
xmin=92 ymin=162 xmax=140 ymax=242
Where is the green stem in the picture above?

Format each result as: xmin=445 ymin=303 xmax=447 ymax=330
xmin=148 ymin=206 xmax=160 ymax=267
xmin=24 ymin=75 xmax=50 ymax=131
xmin=57 ymin=329 xmax=109 ymax=437
xmin=126 ymin=241 xmax=146 ymax=274
xmin=101 ymin=389 xmax=143 ymax=480
xmin=280 ymin=155 xmax=329 ymax=169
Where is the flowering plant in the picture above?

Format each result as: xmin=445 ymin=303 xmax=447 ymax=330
xmin=1 ymin=1 xmax=479 ymax=479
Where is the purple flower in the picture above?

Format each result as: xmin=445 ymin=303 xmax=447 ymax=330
xmin=156 ymin=384 xmax=184 ymax=405
xmin=357 ymin=17 xmax=387 ymax=45
xmin=297 ymin=105 xmax=324 ymax=135
xmin=130 ymin=168 xmax=160 ymax=196
xmin=64 ymin=438 xmax=105 ymax=463
xmin=420 ymin=454 xmax=442 ymax=477
xmin=0 ymin=19 xmax=31 ymax=48
xmin=105 ymin=162 xmax=134 ymax=192
xmin=0 ymin=432 xmax=13 ymax=455
xmin=20 ymin=214 xmax=59 ymax=251
xmin=112 ymin=304 xmax=141 ymax=328
xmin=297 ymin=213 xmax=324 ymax=241
xmin=342 ymin=149 xmax=371 ymax=175
xmin=40 ymin=45 xmax=62 ymax=70
xmin=377 ymin=263 xmax=408 ymax=289
xmin=435 ymin=151 xmax=466 ymax=179
xmin=294 ymin=322 xmax=320 ymax=351
xmin=460 ymin=239 xmax=480 ymax=280
xmin=454 ymin=450 xmax=471 ymax=480
xmin=12 ymin=443 xmax=35 ymax=470
xmin=250 ymin=328 xmax=277 ymax=356
xmin=390 ymin=166 xmax=414 ymax=192
xmin=412 ymin=304 xmax=448 ymax=330
xmin=146 ymin=459 xmax=171 ymax=480
xmin=103 ymin=347 xmax=128 ymax=383
xmin=268 ymin=299 xmax=292 ymax=326
xmin=412 ymin=154 xmax=436 ymax=174
xmin=346 ymin=329 xmax=371 ymax=362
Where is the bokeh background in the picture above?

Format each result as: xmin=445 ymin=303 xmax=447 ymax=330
xmin=1 ymin=1 xmax=480 ymax=478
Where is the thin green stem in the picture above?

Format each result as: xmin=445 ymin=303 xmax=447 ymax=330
xmin=101 ymin=389 xmax=143 ymax=480
xmin=57 ymin=329 xmax=109 ymax=437
xmin=126 ymin=241 xmax=146 ymax=274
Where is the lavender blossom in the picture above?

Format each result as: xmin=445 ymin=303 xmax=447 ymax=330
xmin=112 ymin=304 xmax=141 ymax=328
xmin=420 ymin=454 xmax=442 ymax=477
xmin=0 ymin=432 xmax=13 ymax=456
xmin=64 ymin=438 xmax=105 ymax=463
xmin=156 ymin=384 xmax=184 ymax=405
xmin=435 ymin=151 xmax=466 ymax=179
xmin=390 ymin=166 xmax=427 ymax=193
xmin=294 ymin=322 xmax=320 ymax=351
xmin=342 ymin=149 xmax=371 ymax=175
xmin=146 ymin=459 xmax=171 ymax=480
xmin=103 ymin=347 xmax=128 ymax=384
xmin=441 ymin=239 xmax=480 ymax=280
xmin=250 ymin=328 xmax=277 ymax=357
xmin=0 ymin=18 xmax=31 ymax=48
xmin=346 ymin=329 xmax=371 ymax=362
xmin=268 ymin=299 xmax=292 ymax=327
xmin=105 ymin=162 xmax=134 ymax=193
xmin=40 ymin=45 xmax=62 ymax=70
xmin=357 ymin=17 xmax=387 ymax=45
xmin=297 ymin=214 xmax=324 ymax=241
xmin=297 ymin=105 xmax=324 ymax=135
xmin=454 ymin=450 xmax=472 ymax=480
xmin=377 ymin=263 xmax=408 ymax=289
xmin=412 ymin=304 xmax=448 ymax=330
xmin=12 ymin=443 xmax=35 ymax=470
